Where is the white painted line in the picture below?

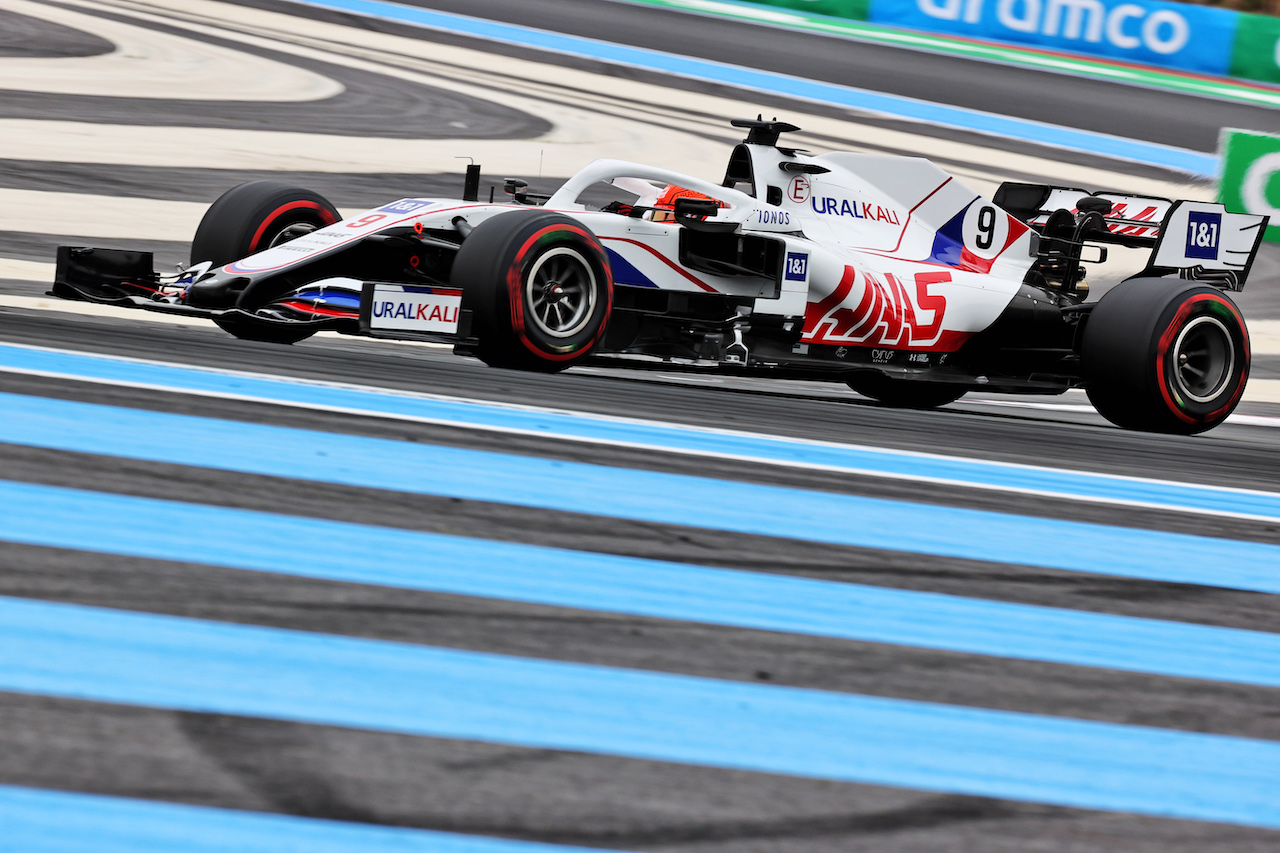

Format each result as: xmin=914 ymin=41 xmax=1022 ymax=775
xmin=0 ymin=0 xmax=341 ymax=101
xmin=966 ymin=400 xmax=1102 ymax=414
xmin=972 ymin=397 xmax=1280 ymax=425
xmin=0 ymin=260 xmax=55 ymax=283
xmin=4 ymin=340 xmax=1280 ymax=524
xmin=0 ymin=191 xmax=363 ymax=242
xmin=1226 ymin=413 xmax=1280 ymax=427
xmin=0 ymin=190 xmax=207 ymax=242
xmin=1250 ymin=319 xmax=1280 ymax=357
xmin=1236 ymin=381 xmax=1280 ymax=407
xmin=0 ymin=294 xmax=210 ymax=327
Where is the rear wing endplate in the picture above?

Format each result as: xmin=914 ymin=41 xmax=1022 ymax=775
xmin=1142 ymin=200 xmax=1268 ymax=291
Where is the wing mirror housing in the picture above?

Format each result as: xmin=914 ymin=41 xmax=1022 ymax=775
xmin=674 ymin=197 xmax=736 ymax=233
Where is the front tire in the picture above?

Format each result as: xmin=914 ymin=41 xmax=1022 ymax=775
xmin=191 ymin=181 xmax=340 ymax=268
xmin=1082 ymin=279 xmax=1249 ymax=434
xmin=453 ymin=211 xmax=613 ymax=371
xmin=846 ymin=372 xmax=967 ymax=409
xmin=190 ymin=182 xmax=340 ymax=344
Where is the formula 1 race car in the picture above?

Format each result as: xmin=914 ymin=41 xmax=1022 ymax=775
xmin=54 ymin=118 xmax=1268 ymax=434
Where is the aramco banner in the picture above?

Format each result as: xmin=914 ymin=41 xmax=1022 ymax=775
xmin=869 ymin=0 xmax=1238 ymax=75
xmin=1219 ymin=129 xmax=1280 ymax=243
xmin=741 ymin=0 xmax=1280 ymax=87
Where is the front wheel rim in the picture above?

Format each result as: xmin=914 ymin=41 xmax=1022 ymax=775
xmin=525 ymin=247 xmax=596 ymax=338
xmin=1171 ymin=315 xmax=1235 ymax=404
xmin=268 ymin=221 xmax=318 ymax=248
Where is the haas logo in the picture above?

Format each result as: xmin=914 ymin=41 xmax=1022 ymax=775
xmin=804 ymin=267 xmax=950 ymax=347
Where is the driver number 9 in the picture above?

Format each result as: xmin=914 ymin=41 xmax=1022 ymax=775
xmin=962 ymin=203 xmax=1009 ymax=259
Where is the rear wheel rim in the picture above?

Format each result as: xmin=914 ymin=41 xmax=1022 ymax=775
xmin=525 ymin=247 xmax=596 ymax=338
xmin=1171 ymin=315 xmax=1234 ymax=404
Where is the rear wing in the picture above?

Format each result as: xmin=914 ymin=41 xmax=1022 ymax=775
xmin=994 ymin=183 xmax=1171 ymax=247
xmin=994 ymin=182 xmax=1269 ymax=291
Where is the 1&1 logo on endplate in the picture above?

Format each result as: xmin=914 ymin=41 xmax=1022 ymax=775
xmin=1185 ymin=211 xmax=1221 ymax=260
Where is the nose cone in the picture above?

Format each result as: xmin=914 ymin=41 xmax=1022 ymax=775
xmin=185 ymin=271 xmax=250 ymax=308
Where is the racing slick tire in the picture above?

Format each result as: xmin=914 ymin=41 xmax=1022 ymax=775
xmin=846 ymin=372 xmax=968 ymax=409
xmin=191 ymin=182 xmax=341 ymax=345
xmin=191 ymin=181 xmax=341 ymax=268
xmin=1081 ymin=278 xmax=1249 ymax=435
xmin=453 ymin=211 xmax=613 ymax=371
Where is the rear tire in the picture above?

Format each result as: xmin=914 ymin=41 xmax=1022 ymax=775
xmin=191 ymin=181 xmax=340 ymax=268
xmin=846 ymin=372 xmax=967 ymax=409
xmin=1082 ymin=278 xmax=1249 ymax=434
xmin=453 ymin=211 xmax=613 ymax=371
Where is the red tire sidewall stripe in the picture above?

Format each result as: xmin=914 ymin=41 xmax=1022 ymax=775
xmin=506 ymin=224 xmax=613 ymax=362
xmin=248 ymin=201 xmax=338 ymax=253
xmin=1154 ymin=292 xmax=1249 ymax=425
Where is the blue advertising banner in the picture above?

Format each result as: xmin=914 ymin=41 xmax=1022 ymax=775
xmin=869 ymin=0 xmax=1237 ymax=75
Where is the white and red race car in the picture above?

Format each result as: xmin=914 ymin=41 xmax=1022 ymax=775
xmin=55 ymin=118 xmax=1267 ymax=434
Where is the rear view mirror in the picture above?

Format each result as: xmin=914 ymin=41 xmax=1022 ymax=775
xmin=674 ymin=197 xmax=722 ymax=218
xmin=674 ymin=196 xmax=736 ymax=233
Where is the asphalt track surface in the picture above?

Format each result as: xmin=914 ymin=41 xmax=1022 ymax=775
xmin=2 ymin=0 xmax=1280 ymax=851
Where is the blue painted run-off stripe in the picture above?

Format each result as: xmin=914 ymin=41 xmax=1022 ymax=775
xmin=4 ymin=478 xmax=1280 ymax=687
xmin=0 ymin=786 xmax=615 ymax=853
xmin=3 ymin=596 xmax=1280 ymax=828
xmin=290 ymin=0 xmax=1217 ymax=176
xmin=2 ymin=389 xmax=1279 ymax=593
xmin=3 ymin=344 xmax=1278 ymax=524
